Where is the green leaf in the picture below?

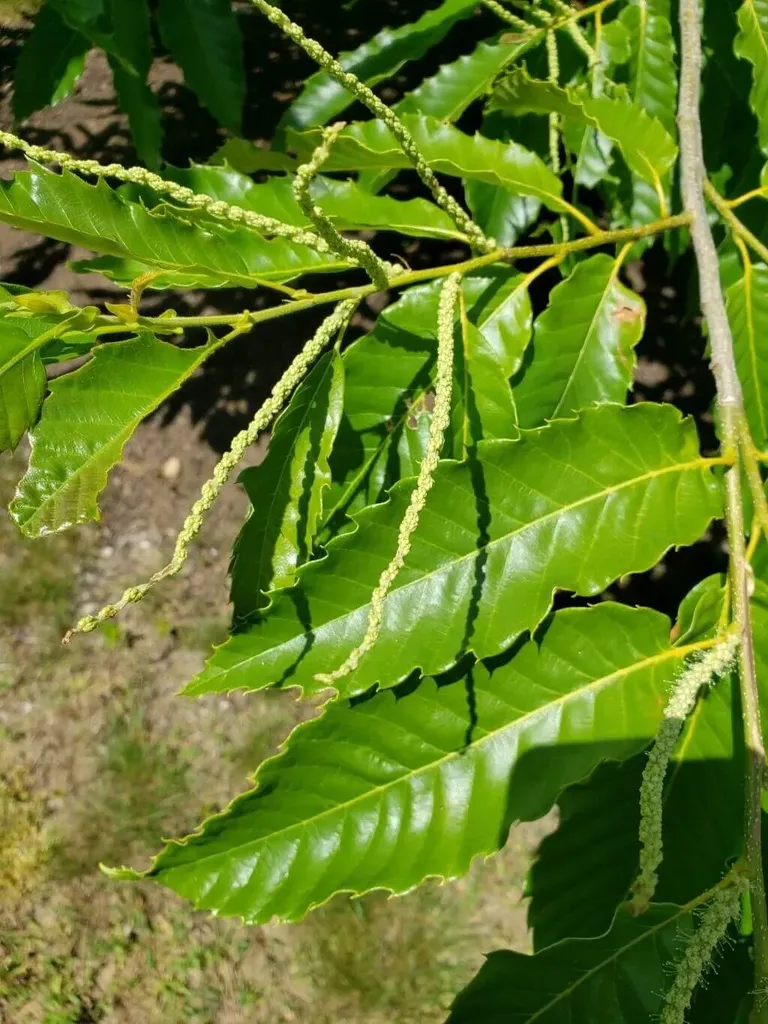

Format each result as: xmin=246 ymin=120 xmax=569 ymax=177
xmin=152 ymin=164 xmax=466 ymax=242
xmin=449 ymin=318 xmax=518 ymax=457
xmin=13 ymin=5 xmax=90 ymax=121
xmin=277 ymin=0 xmax=477 ymax=133
xmin=9 ymin=332 xmax=214 ymax=537
xmin=735 ymin=0 xmax=768 ymax=155
xmin=156 ymin=0 xmax=244 ymax=134
xmin=118 ymin=602 xmax=691 ymax=922
xmin=323 ymin=270 xmax=532 ymax=530
xmin=107 ymin=0 xmax=162 ymax=169
xmin=0 ymin=165 xmax=349 ymax=288
xmin=447 ymin=903 xmax=696 ymax=1023
xmin=287 ymin=114 xmax=568 ymax=216
xmin=185 ymin=403 xmax=721 ymax=700
xmin=0 ymin=354 xmax=46 ymax=453
xmin=513 ymin=254 xmax=646 ymax=428
xmin=230 ymin=353 xmax=345 ymax=626
xmin=489 ymin=69 xmax=677 ymax=187
xmin=619 ymin=5 xmax=677 ymax=136
xmin=726 ymin=263 xmax=768 ymax=448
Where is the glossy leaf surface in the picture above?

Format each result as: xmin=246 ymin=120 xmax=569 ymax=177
xmin=122 ymin=603 xmax=688 ymax=923
xmin=230 ymin=353 xmax=344 ymax=626
xmin=186 ymin=404 xmax=721 ymax=700
xmin=735 ymin=0 xmax=768 ymax=155
xmin=10 ymin=333 xmax=211 ymax=536
xmin=726 ymin=264 xmax=768 ymax=448
xmin=513 ymin=254 xmax=645 ymax=428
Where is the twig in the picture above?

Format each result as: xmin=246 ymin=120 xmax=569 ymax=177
xmin=677 ymin=0 xmax=768 ymax=1008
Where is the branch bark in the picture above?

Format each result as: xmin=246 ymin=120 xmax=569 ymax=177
xmin=677 ymin=0 xmax=768 ymax=1007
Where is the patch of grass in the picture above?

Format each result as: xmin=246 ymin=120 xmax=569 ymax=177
xmin=0 ymin=770 xmax=48 ymax=904
xmin=53 ymin=708 xmax=191 ymax=876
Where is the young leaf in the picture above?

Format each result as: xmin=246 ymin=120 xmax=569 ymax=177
xmin=230 ymin=353 xmax=345 ymax=626
xmin=513 ymin=253 xmax=646 ymax=428
xmin=735 ymin=0 xmax=768 ymax=155
xmin=0 ymin=354 xmax=46 ymax=454
xmin=107 ymin=0 xmax=162 ymax=169
xmin=12 ymin=4 xmax=90 ymax=121
xmin=447 ymin=904 xmax=696 ymax=1023
xmin=323 ymin=271 xmax=531 ymax=529
xmin=0 ymin=166 xmax=349 ymax=288
xmin=9 ymin=332 xmax=214 ymax=537
xmin=489 ymin=69 xmax=678 ymax=187
xmin=156 ymin=0 xmax=245 ymax=134
xmin=726 ymin=263 xmax=768 ymax=448
xmin=287 ymin=114 xmax=567 ymax=215
xmin=277 ymin=0 xmax=477 ymax=133
xmin=185 ymin=403 xmax=721 ymax=700
xmin=118 ymin=602 xmax=690 ymax=923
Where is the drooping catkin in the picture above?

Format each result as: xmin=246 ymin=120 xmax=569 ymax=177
xmin=314 ymin=272 xmax=462 ymax=685
xmin=631 ymin=633 xmax=740 ymax=913
xmin=63 ymin=299 xmax=357 ymax=642
xmin=661 ymin=880 xmax=744 ymax=1024
xmin=293 ymin=122 xmax=395 ymax=289
xmin=479 ymin=0 xmax=534 ymax=32
xmin=0 ymin=129 xmax=327 ymax=253
xmin=250 ymin=0 xmax=495 ymax=254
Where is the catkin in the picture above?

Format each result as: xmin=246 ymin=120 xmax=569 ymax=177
xmin=0 ymin=129 xmax=327 ymax=252
xmin=293 ymin=122 xmax=395 ymax=289
xmin=64 ymin=300 xmax=357 ymax=642
xmin=250 ymin=0 xmax=495 ymax=253
xmin=661 ymin=881 xmax=743 ymax=1024
xmin=314 ymin=272 xmax=462 ymax=685
xmin=631 ymin=633 xmax=740 ymax=913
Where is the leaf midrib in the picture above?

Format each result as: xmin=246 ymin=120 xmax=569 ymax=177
xmin=163 ymin=641 xmax=699 ymax=873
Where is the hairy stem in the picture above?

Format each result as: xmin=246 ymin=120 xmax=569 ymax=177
xmin=84 ymin=214 xmax=689 ymax=335
xmin=678 ymin=0 xmax=768 ymax=1006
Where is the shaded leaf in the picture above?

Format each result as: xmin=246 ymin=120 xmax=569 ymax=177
xmin=449 ymin=318 xmax=518 ymax=457
xmin=118 ymin=602 xmax=690 ymax=923
xmin=107 ymin=0 xmax=162 ymax=169
xmin=0 ymin=165 xmax=349 ymax=288
xmin=230 ymin=353 xmax=345 ymax=626
xmin=185 ymin=403 xmax=721 ymax=700
xmin=513 ymin=253 xmax=645 ymax=428
xmin=619 ymin=4 xmax=677 ymax=136
xmin=157 ymin=0 xmax=244 ymax=134
xmin=489 ymin=69 xmax=677 ymax=186
xmin=278 ymin=0 xmax=476 ymax=133
xmin=726 ymin=263 xmax=768 ymax=448
xmin=323 ymin=270 xmax=532 ymax=530
xmin=735 ymin=0 xmax=768 ymax=155
xmin=287 ymin=114 xmax=567 ymax=215
xmin=9 ymin=332 xmax=213 ymax=536
xmin=447 ymin=903 xmax=696 ymax=1023
xmin=13 ymin=5 xmax=90 ymax=121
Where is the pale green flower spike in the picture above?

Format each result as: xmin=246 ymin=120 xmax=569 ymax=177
xmin=661 ymin=880 xmax=744 ymax=1024
xmin=0 ymin=129 xmax=327 ymax=253
xmin=63 ymin=299 xmax=358 ymax=642
xmin=631 ymin=632 xmax=741 ymax=913
xmin=480 ymin=0 xmax=533 ymax=32
xmin=250 ymin=0 xmax=496 ymax=254
xmin=548 ymin=0 xmax=597 ymax=63
xmin=546 ymin=28 xmax=561 ymax=174
xmin=315 ymin=272 xmax=462 ymax=686
xmin=293 ymin=122 xmax=395 ymax=289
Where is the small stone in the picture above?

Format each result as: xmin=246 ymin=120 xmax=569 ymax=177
xmin=162 ymin=456 xmax=181 ymax=481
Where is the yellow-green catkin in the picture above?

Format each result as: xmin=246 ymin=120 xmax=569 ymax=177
xmin=661 ymin=881 xmax=744 ymax=1024
xmin=293 ymin=122 xmax=395 ymax=289
xmin=315 ymin=272 xmax=462 ymax=685
xmin=631 ymin=633 xmax=741 ymax=913
xmin=63 ymin=299 xmax=357 ymax=642
xmin=0 ymin=129 xmax=327 ymax=253
xmin=480 ymin=0 xmax=533 ymax=32
xmin=547 ymin=0 xmax=597 ymax=63
xmin=250 ymin=0 xmax=495 ymax=254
